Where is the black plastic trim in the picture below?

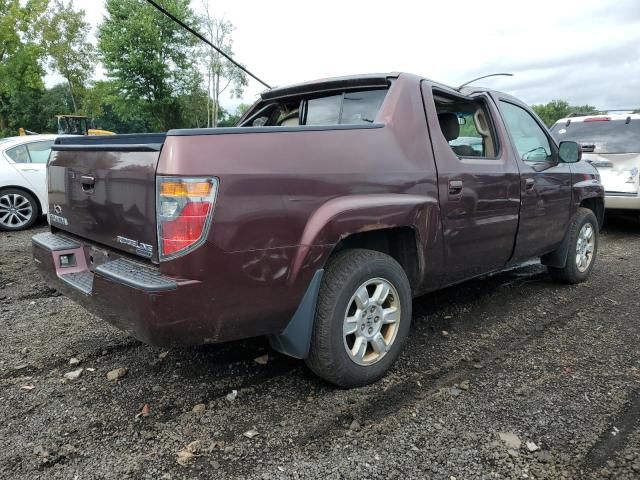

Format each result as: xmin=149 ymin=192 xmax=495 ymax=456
xmin=60 ymin=271 xmax=94 ymax=295
xmin=32 ymin=232 xmax=80 ymax=251
xmin=267 ymin=269 xmax=324 ymax=359
xmin=95 ymin=258 xmax=177 ymax=292
xmin=52 ymin=144 xmax=162 ymax=152
xmin=261 ymin=74 xmax=394 ymax=100
xmin=168 ymin=123 xmax=384 ymax=136
xmin=55 ymin=133 xmax=166 ymax=144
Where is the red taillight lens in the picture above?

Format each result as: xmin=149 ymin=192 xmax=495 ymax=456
xmin=157 ymin=177 xmax=218 ymax=260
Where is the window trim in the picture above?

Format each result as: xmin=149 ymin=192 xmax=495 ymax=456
xmin=497 ymin=98 xmax=559 ymax=165
xmin=432 ymin=88 xmax=502 ymax=161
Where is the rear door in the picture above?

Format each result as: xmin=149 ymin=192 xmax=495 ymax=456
xmin=5 ymin=140 xmax=53 ymax=207
xmin=48 ymin=134 xmax=165 ymax=261
xmin=496 ymin=98 xmax=572 ymax=260
xmin=422 ymin=85 xmax=521 ymax=284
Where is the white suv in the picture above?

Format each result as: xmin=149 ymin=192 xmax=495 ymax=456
xmin=0 ymin=134 xmax=58 ymax=231
xmin=551 ymin=113 xmax=640 ymax=213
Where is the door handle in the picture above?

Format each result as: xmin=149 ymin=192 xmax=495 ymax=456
xmin=80 ymin=175 xmax=95 ymax=192
xmin=19 ymin=168 xmax=39 ymax=172
xmin=80 ymin=175 xmax=95 ymax=186
xmin=448 ymin=180 xmax=463 ymax=199
xmin=525 ymin=178 xmax=535 ymax=191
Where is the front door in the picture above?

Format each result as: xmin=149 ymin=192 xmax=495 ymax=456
xmin=496 ymin=99 xmax=572 ymax=261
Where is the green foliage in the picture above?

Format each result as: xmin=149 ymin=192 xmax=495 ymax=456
xmin=0 ymin=0 xmax=49 ymax=134
xmin=98 ymin=0 xmax=202 ymax=131
xmin=531 ymin=100 xmax=598 ymax=127
xmin=218 ymin=103 xmax=251 ymax=127
xmin=199 ymin=2 xmax=248 ymax=127
xmin=44 ymin=0 xmax=95 ymax=112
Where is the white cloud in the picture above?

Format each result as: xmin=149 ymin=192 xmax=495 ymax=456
xmin=46 ymin=0 xmax=640 ymax=111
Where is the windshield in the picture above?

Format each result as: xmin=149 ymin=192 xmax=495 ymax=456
xmin=551 ymin=119 xmax=640 ymax=154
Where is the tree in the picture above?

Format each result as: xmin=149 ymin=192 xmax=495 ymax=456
xmin=98 ymin=0 xmax=202 ymax=131
xmin=218 ymin=102 xmax=251 ymax=127
xmin=0 ymin=0 xmax=49 ymax=134
xmin=199 ymin=1 xmax=248 ymax=127
xmin=44 ymin=0 xmax=95 ymax=113
xmin=531 ymin=100 xmax=598 ymax=127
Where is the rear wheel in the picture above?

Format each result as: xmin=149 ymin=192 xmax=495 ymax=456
xmin=305 ymin=249 xmax=412 ymax=388
xmin=0 ymin=188 xmax=38 ymax=231
xmin=548 ymin=207 xmax=598 ymax=284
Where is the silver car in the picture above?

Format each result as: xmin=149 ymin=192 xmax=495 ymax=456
xmin=551 ymin=113 xmax=640 ymax=214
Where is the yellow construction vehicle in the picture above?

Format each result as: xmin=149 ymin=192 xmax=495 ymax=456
xmin=56 ymin=115 xmax=114 ymax=136
xmin=18 ymin=116 xmax=114 ymax=136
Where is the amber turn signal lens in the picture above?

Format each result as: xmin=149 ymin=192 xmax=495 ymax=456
xmin=160 ymin=181 xmax=212 ymax=197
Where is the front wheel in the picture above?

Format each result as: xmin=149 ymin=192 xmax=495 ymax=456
xmin=548 ymin=207 xmax=599 ymax=284
xmin=305 ymin=249 xmax=412 ymax=388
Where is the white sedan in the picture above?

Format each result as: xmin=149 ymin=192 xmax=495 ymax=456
xmin=0 ymin=134 xmax=57 ymax=231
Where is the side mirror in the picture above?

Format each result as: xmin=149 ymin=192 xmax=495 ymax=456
xmin=558 ymin=141 xmax=582 ymax=163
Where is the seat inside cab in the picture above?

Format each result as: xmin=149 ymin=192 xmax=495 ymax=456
xmin=435 ymin=93 xmax=497 ymax=158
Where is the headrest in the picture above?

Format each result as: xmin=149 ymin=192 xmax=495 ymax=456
xmin=438 ymin=113 xmax=460 ymax=141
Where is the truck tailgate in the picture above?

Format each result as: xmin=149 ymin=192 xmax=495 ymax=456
xmin=48 ymin=134 xmax=165 ymax=262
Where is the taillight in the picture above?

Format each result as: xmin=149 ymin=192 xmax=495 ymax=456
xmin=156 ymin=177 xmax=218 ymax=260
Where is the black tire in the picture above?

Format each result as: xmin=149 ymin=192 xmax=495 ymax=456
xmin=0 ymin=188 xmax=39 ymax=232
xmin=305 ymin=249 xmax=412 ymax=388
xmin=548 ymin=207 xmax=598 ymax=284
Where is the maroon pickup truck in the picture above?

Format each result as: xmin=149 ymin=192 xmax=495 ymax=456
xmin=33 ymin=73 xmax=604 ymax=387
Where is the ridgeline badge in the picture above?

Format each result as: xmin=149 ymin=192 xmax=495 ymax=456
xmin=116 ymin=235 xmax=153 ymax=258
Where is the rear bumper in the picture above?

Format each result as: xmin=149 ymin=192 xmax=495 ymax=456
xmin=32 ymin=232 xmax=201 ymax=346
xmin=605 ymin=193 xmax=640 ymax=210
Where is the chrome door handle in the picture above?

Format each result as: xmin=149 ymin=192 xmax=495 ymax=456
xmin=448 ymin=180 xmax=463 ymax=199
xmin=80 ymin=175 xmax=95 ymax=186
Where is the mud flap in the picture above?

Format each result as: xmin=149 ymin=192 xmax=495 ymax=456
xmin=541 ymin=229 xmax=570 ymax=268
xmin=268 ymin=269 xmax=324 ymax=359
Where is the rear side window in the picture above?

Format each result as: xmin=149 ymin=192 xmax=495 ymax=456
xmin=433 ymin=92 xmax=499 ymax=158
xmin=305 ymin=89 xmax=387 ymax=125
xmin=6 ymin=144 xmax=30 ymax=163
xmin=305 ymin=94 xmax=342 ymax=125
xmin=341 ymin=90 xmax=386 ymax=124
xmin=244 ymin=88 xmax=388 ymax=127
xmin=5 ymin=141 xmax=53 ymax=164
xmin=27 ymin=141 xmax=54 ymax=163
xmin=551 ymin=119 xmax=640 ymax=154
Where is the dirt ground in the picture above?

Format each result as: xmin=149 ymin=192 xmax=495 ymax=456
xmin=1 ymin=216 xmax=639 ymax=480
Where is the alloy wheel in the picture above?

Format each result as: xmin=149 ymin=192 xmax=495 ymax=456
xmin=343 ymin=277 xmax=401 ymax=366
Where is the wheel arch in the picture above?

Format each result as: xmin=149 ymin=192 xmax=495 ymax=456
xmin=579 ymin=196 xmax=605 ymax=230
xmin=289 ymin=193 xmax=439 ymax=292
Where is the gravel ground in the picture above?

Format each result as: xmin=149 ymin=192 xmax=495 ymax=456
xmin=1 ymin=216 xmax=639 ymax=479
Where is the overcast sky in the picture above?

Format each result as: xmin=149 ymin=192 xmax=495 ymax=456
xmin=48 ymin=0 xmax=640 ymax=111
